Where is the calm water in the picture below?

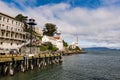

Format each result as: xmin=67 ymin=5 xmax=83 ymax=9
xmin=0 ymin=50 xmax=120 ymax=80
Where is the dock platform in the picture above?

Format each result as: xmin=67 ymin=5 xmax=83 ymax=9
xmin=0 ymin=53 xmax=62 ymax=76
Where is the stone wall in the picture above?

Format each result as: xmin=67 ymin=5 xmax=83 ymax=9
xmin=20 ymin=46 xmax=40 ymax=54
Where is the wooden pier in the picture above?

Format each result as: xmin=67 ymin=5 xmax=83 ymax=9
xmin=0 ymin=53 xmax=62 ymax=76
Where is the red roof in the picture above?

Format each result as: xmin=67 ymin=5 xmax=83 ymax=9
xmin=54 ymin=36 xmax=60 ymax=39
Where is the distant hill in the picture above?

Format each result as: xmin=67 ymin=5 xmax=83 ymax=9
xmin=83 ymin=47 xmax=120 ymax=51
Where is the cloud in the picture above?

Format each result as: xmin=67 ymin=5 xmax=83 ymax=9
xmin=0 ymin=1 xmax=22 ymax=16
xmin=14 ymin=0 xmax=37 ymax=8
xmin=0 ymin=0 xmax=120 ymax=48
xmin=101 ymin=0 xmax=120 ymax=6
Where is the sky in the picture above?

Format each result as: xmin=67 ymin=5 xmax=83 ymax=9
xmin=0 ymin=0 xmax=120 ymax=49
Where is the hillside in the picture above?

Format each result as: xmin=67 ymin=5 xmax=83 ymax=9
xmin=83 ymin=47 xmax=120 ymax=51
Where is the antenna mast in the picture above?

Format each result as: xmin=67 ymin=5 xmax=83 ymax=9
xmin=76 ymin=35 xmax=78 ymax=43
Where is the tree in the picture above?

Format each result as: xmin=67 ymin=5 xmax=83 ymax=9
xmin=63 ymin=40 xmax=68 ymax=47
xmin=15 ymin=14 xmax=28 ymax=31
xmin=15 ymin=14 xmax=28 ymax=22
xmin=43 ymin=23 xmax=57 ymax=36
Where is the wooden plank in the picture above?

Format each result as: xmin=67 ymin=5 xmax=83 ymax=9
xmin=0 ymin=58 xmax=12 ymax=62
xmin=14 ymin=57 xmax=24 ymax=61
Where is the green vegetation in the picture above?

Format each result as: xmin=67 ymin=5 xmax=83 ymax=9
xmin=15 ymin=14 xmax=28 ymax=32
xmin=32 ymin=31 xmax=42 ymax=40
xmin=15 ymin=14 xmax=28 ymax=22
xmin=52 ymin=46 xmax=58 ymax=51
xmin=63 ymin=40 xmax=68 ymax=47
xmin=75 ymin=46 xmax=81 ymax=51
xmin=39 ymin=45 xmax=48 ymax=51
xmin=68 ymin=46 xmax=81 ymax=51
xmin=39 ymin=42 xmax=58 ymax=51
xmin=43 ymin=23 xmax=57 ymax=36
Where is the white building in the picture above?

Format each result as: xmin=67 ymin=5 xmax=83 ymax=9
xmin=68 ymin=42 xmax=82 ymax=50
xmin=34 ymin=26 xmax=43 ymax=36
xmin=69 ymin=42 xmax=78 ymax=49
xmin=0 ymin=12 xmax=29 ymax=53
xmin=42 ymin=35 xmax=64 ymax=51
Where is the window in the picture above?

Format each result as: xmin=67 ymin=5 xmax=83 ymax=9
xmin=0 ymin=16 xmax=1 ymax=20
xmin=3 ymin=17 xmax=5 ymax=21
xmin=0 ymin=42 xmax=2 ymax=45
xmin=6 ymin=26 xmax=8 ymax=29
xmin=18 ymin=29 xmax=20 ymax=31
xmin=11 ymin=33 xmax=13 ymax=37
xmin=16 ymin=22 xmax=17 ymax=25
xmin=11 ymin=27 xmax=13 ymax=30
xmin=7 ymin=18 xmax=9 ymax=22
xmin=23 ymin=35 xmax=25 ymax=39
xmin=10 ymin=43 xmax=12 ymax=45
xmin=2 ymin=32 xmax=4 ymax=36
xmin=15 ymin=34 xmax=17 ymax=38
xmin=20 ymin=35 xmax=22 ymax=38
xmin=6 ymin=33 xmax=8 ymax=37
xmin=12 ymin=20 xmax=14 ymax=24
xmin=2 ymin=24 xmax=4 ymax=26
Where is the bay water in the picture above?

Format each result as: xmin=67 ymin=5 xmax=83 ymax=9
xmin=0 ymin=50 xmax=120 ymax=80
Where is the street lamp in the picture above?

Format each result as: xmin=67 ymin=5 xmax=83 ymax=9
xmin=27 ymin=18 xmax=37 ymax=54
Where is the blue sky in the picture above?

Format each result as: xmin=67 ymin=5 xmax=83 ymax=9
xmin=3 ymin=0 xmax=101 ymax=8
xmin=0 ymin=0 xmax=120 ymax=48
xmin=3 ymin=0 xmax=120 ymax=9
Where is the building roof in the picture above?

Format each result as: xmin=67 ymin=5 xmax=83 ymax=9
xmin=54 ymin=36 xmax=60 ymax=40
xmin=0 ymin=12 xmax=23 ymax=23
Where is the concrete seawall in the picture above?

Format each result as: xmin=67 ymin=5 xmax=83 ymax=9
xmin=63 ymin=51 xmax=87 ymax=56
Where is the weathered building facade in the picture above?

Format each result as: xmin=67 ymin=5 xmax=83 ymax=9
xmin=0 ymin=12 xmax=29 ymax=54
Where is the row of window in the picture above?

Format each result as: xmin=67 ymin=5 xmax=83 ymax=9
xmin=0 ymin=31 xmax=26 ymax=39
xmin=0 ymin=15 xmax=23 ymax=26
xmin=0 ymin=42 xmax=20 ymax=45
xmin=0 ymin=24 xmax=23 ymax=32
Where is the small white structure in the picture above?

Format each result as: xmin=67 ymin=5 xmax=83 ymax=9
xmin=68 ymin=42 xmax=82 ymax=50
xmin=69 ymin=42 xmax=78 ymax=49
xmin=42 ymin=35 xmax=64 ymax=51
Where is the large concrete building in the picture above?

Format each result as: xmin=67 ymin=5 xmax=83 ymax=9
xmin=0 ymin=12 xmax=29 ymax=54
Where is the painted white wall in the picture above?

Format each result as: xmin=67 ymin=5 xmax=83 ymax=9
xmin=42 ymin=35 xmax=64 ymax=51
xmin=56 ymin=40 xmax=63 ymax=50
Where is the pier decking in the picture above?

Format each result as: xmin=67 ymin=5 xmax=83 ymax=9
xmin=0 ymin=53 xmax=62 ymax=76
